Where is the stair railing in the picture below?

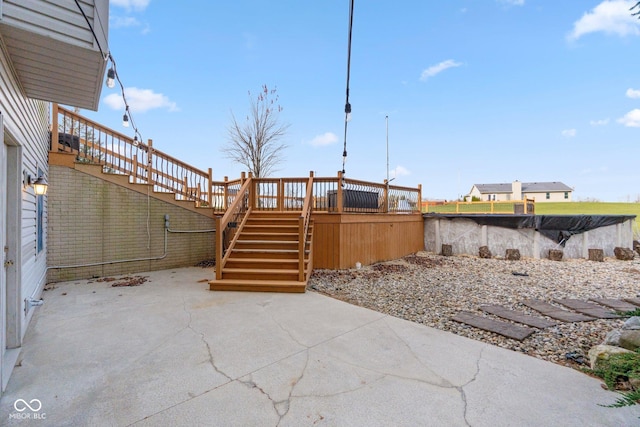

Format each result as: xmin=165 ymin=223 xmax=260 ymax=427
xmin=51 ymin=104 xmax=223 ymax=211
xmin=298 ymin=172 xmax=314 ymax=281
xmin=215 ymin=176 xmax=252 ymax=279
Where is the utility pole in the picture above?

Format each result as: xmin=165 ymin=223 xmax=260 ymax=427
xmin=386 ymin=115 xmax=389 ymax=184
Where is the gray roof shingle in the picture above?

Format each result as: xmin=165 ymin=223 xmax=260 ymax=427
xmin=474 ymin=182 xmax=572 ymax=193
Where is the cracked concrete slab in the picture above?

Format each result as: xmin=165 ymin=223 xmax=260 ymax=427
xmin=0 ymin=267 xmax=637 ymax=426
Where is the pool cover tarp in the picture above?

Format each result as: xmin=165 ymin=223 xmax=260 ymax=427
xmin=425 ymin=214 xmax=636 ymax=246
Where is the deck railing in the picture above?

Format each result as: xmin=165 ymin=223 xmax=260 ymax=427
xmin=215 ymin=177 xmax=252 ymax=279
xmin=422 ymin=199 xmax=536 ymax=214
xmin=52 ymin=104 xmax=220 ymax=209
xmin=51 ymin=105 xmax=422 ymax=216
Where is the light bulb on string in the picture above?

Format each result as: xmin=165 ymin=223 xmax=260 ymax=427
xmin=122 ymin=113 xmax=129 ymax=128
xmin=106 ymin=67 xmax=115 ymax=88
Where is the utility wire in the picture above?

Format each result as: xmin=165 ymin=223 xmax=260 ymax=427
xmin=108 ymin=53 xmax=143 ymax=144
xmin=73 ymin=0 xmax=107 ymax=59
xmin=74 ymin=0 xmax=143 ymax=144
xmin=342 ymin=0 xmax=354 ymax=179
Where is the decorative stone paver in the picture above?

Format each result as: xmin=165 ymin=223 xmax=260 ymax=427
xmin=451 ymin=311 xmax=535 ymax=341
xmin=588 ymin=298 xmax=638 ymax=313
xmin=453 ymin=298 xmax=637 ymax=341
xmin=480 ymin=304 xmax=557 ymax=329
xmin=553 ymin=299 xmax=621 ymax=319
xmin=623 ymin=297 xmax=640 ymax=307
xmin=522 ymin=300 xmax=595 ymax=322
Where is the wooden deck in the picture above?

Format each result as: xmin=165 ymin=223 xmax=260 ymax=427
xmin=312 ymin=212 xmax=424 ymax=270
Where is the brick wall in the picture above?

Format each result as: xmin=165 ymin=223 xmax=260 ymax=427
xmin=47 ymin=165 xmax=216 ymax=282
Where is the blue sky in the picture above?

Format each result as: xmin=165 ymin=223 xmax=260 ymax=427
xmin=80 ymin=0 xmax=640 ymax=202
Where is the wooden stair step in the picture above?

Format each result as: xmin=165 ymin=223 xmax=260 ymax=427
xmin=209 ymin=279 xmax=306 ymax=293
xmin=230 ymin=249 xmax=308 ymax=259
xmin=222 ymin=268 xmax=304 ymax=281
xmin=239 ymin=232 xmax=300 ymax=241
xmin=225 ymin=258 xmax=308 ymax=269
xmin=243 ymin=225 xmax=300 ymax=232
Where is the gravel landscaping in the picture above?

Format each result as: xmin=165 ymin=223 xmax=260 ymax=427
xmin=308 ymin=251 xmax=640 ymax=369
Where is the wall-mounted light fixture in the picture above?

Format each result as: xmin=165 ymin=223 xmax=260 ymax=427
xmin=23 ymin=170 xmax=48 ymax=195
xmin=33 ymin=176 xmax=48 ymax=195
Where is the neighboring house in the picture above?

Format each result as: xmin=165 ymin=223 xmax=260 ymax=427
xmin=0 ymin=0 xmax=108 ymax=394
xmin=467 ymin=181 xmax=573 ymax=203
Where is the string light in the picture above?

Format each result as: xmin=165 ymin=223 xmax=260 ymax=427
xmin=74 ymin=0 xmax=144 ymax=143
xmin=106 ymin=67 xmax=115 ymax=88
xmin=105 ymin=53 xmax=143 ymax=142
xmin=342 ymin=0 xmax=355 ymax=179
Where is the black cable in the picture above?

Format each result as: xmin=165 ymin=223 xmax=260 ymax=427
xmin=73 ymin=0 xmax=106 ymax=59
xmin=342 ymin=0 xmax=354 ymax=179
xmin=74 ymin=0 xmax=143 ymax=143
xmin=108 ymin=53 xmax=143 ymax=144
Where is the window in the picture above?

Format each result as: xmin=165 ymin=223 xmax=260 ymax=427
xmin=546 ymin=192 xmax=550 ymax=200
xmin=564 ymin=192 xmax=568 ymax=199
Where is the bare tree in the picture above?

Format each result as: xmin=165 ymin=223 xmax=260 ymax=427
xmin=223 ymin=85 xmax=290 ymax=178
xmin=633 ymin=2 xmax=640 ymax=18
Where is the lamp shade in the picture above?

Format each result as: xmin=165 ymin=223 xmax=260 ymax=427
xmin=32 ymin=176 xmax=48 ymax=195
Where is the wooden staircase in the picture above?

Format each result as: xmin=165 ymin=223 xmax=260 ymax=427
xmin=209 ymin=211 xmax=313 ymax=293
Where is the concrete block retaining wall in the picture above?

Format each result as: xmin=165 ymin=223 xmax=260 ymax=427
xmin=47 ymin=165 xmax=215 ymax=282
xmin=424 ymin=216 xmax=635 ymax=260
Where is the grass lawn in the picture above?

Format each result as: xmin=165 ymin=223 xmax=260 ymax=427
xmin=535 ymin=202 xmax=640 ymax=232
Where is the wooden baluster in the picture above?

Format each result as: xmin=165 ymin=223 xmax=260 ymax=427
xmin=223 ymin=176 xmax=229 ymax=211
xmin=337 ymin=171 xmax=344 ymax=213
xmin=207 ymin=168 xmax=213 ymax=208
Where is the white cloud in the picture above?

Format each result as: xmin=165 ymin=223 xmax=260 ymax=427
xmin=110 ymin=16 xmax=140 ymax=29
xmin=590 ymin=118 xmax=610 ymax=126
xmin=568 ymin=0 xmax=640 ymax=41
xmin=617 ymin=109 xmax=640 ymax=127
xmin=420 ymin=59 xmax=462 ymax=81
xmin=111 ymin=0 xmax=150 ymax=11
xmin=498 ymin=0 xmax=525 ymax=6
xmin=309 ymin=132 xmax=338 ymax=147
xmin=103 ymin=87 xmax=178 ymax=113
xmin=392 ymin=165 xmax=410 ymax=178
xmin=561 ymin=129 xmax=577 ymax=137
xmin=626 ymin=88 xmax=640 ymax=98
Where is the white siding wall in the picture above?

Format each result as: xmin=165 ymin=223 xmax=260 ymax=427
xmin=0 ymin=39 xmax=49 ymax=337
xmin=525 ymin=191 xmax=572 ymax=202
xmin=1 ymin=0 xmax=104 ymax=50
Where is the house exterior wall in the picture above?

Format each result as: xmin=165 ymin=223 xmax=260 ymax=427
xmin=524 ymin=191 xmax=572 ymax=203
xmin=47 ymin=165 xmax=216 ymax=283
xmin=0 ymin=38 xmax=50 ymax=392
xmin=0 ymin=0 xmax=107 ymax=50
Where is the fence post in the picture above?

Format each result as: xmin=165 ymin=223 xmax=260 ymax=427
xmin=248 ymin=172 xmax=256 ymax=209
xmin=383 ymin=179 xmax=389 ymax=213
xmin=147 ymin=139 xmax=153 ymax=186
xmin=417 ymin=184 xmax=422 ymax=213
xmin=51 ymin=103 xmax=60 ymax=152
xmin=223 ymin=176 xmax=229 ymax=210
xmin=215 ymin=216 xmax=222 ymax=280
xmin=207 ymin=168 xmax=213 ymax=208
xmin=337 ymin=171 xmax=344 ymax=213
xmin=278 ymin=178 xmax=285 ymax=211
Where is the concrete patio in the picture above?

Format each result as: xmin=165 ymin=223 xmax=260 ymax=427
xmin=0 ymin=267 xmax=637 ymax=426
